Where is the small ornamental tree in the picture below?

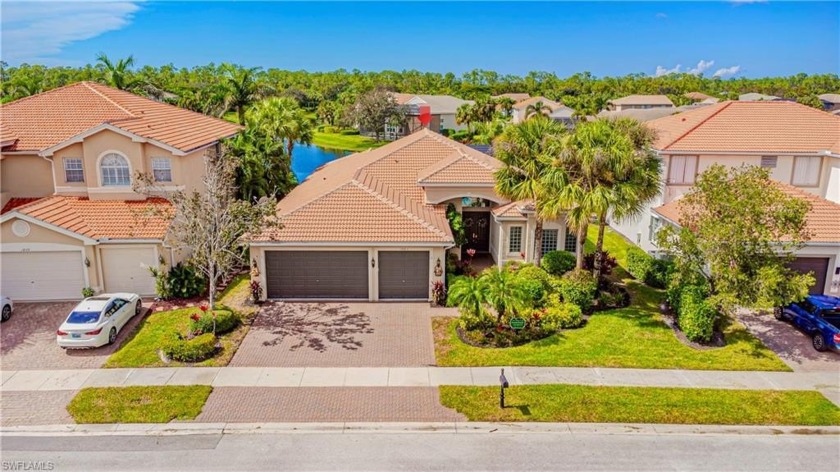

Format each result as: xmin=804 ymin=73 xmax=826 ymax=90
xmin=343 ymin=87 xmax=407 ymax=140
xmin=656 ymin=165 xmax=814 ymax=314
xmin=136 ymin=145 xmax=279 ymax=309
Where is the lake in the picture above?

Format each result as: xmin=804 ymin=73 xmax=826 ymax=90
xmin=291 ymin=143 xmax=350 ymax=181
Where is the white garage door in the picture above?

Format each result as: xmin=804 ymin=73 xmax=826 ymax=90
xmin=0 ymin=251 xmax=85 ymax=301
xmin=101 ymin=246 xmax=157 ymax=296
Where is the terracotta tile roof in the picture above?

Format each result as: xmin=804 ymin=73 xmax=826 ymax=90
xmin=609 ymin=95 xmax=674 ymax=106
xmin=254 ymin=129 xmax=506 ymax=244
xmin=647 ymin=101 xmax=840 ymax=154
xmin=684 ymin=92 xmax=714 ymax=101
xmin=653 ymin=182 xmax=840 ymax=243
xmin=416 ymin=148 xmax=500 ymax=185
xmin=0 ymin=81 xmax=241 ymax=153
xmin=494 ymin=93 xmax=531 ymax=102
xmin=1 ymin=197 xmax=43 ymax=215
xmin=512 ymin=96 xmax=563 ymax=111
xmin=491 ymin=200 xmax=532 ymax=219
xmin=6 ymin=196 xmax=173 ymax=240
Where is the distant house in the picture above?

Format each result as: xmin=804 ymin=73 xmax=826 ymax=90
xmin=606 ymin=95 xmax=675 ymax=111
xmin=596 ymin=103 xmax=712 ymax=122
xmin=493 ymin=93 xmax=531 ymax=103
xmin=684 ymin=92 xmax=714 ymax=102
xmin=738 ymin=92 xmax=782 ymax=102
xmin=386 ymin=94 xmax=473 ymax=140
xmin=510 ymin=96 xmax=574 ymax=124
xmin=818 ymin=93 xmax=840 ymax=112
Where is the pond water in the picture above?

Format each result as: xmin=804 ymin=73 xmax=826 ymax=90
xmin=291 ymin=143 xmax=350 ymax=182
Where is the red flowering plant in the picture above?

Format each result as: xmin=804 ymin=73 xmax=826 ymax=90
xmin=519 ymin=251 xmax=526 ymax=259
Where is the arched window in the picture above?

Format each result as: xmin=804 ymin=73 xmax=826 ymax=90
xmin=100 ymin=153 xmax=130 ymax=186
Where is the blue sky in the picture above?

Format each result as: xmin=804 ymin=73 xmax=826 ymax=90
xmin=2 ymin=1 xmax=838 ymax=77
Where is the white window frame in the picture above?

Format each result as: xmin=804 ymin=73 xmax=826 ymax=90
xmin=98 ymin=151 xmax=132 ymax=187
xmin=151 ymin=157 xmax=173 ymax=182
xmin=508 ymin=226 xmax=523 ymax=253
xmin=63 ymin=157 xmax=84 ymax=183
xmin=541 ymin=229 xmax=558 ymax=255
xmin=791 ymin=156 xmax=821 ymax=187
xmin=668 ymin=155 xmax=698 ymax=185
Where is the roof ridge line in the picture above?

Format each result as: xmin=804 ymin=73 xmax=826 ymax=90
xmin=351 ymin=179 xmax=449 ymax=240
xmin=82 ymin=82 xmax=138 ymax=118
xmin=661 ymin=101 xmax=733 ymax=150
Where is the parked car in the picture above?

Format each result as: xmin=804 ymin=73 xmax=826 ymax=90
xmin=56 ymin=293 xmax=142 ymax=348
xmin=1 ymin=295 xmax=12 ymax=322
xmin=775 ymin=295 xmax=840 ymax=352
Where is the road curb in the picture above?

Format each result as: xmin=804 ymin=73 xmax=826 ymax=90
xmin=2 ymin=422 xmax=839 ymax=437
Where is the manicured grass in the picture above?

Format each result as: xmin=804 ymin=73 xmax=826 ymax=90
xmin=440 ymin=385 xmax=840 ymax=425
xmin=104 ymin=275 xmax=256 ymax=368
xmin=312 ymin=131 xmax=386 ymax=152
xmin=67 ymin=386 xmax=212 ymax=424
xmin=434 ymin=227 xmax=789 ymax=371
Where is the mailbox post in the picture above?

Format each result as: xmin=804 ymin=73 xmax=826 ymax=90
xmin=499 ymin=368 xmax=509 ymax=408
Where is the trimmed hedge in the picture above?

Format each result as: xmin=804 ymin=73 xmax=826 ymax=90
xmin=626 ymin=249 xmax=673 ymax=288
xmin=189 ymin=309 xmax=239 ymax=336
xmin=677 ymin=285 xmax=717 ymax=343
xmin=555 ymin=269 xmax=598 ymax=312
xmin=541 ymin=250 xmax=576 ymax=276
xmin=162 ymin=333 xmax=217 ymax=362
xmin=539 ymin=295 xmax=583 ymax=331
xmin=514 ymin=265 xmax=553 ymax=308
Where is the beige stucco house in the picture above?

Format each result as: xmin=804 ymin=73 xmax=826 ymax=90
xmin=0 ymin=82 xmax=241 ymax=301
xmin=607 ymin=94 xmax=675 ymax=111
xmin=249 ymin=129 xmax=572 ymax=302
xmin=611 ymin=100 xmax=840 ymax=296
xmin=510 ymin=97 xmax=575 ymax=126
xmin=386 ymin=94 xmax=473 ymax=140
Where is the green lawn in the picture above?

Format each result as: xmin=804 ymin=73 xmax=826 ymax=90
xmin=67 ymin=386 xmax=211 ymax=423
xmin=434 ymin=227 xmax=789 ymax=371
xmin=440 ymin=385 xmax=840 ymax=425
xmin=104 ymin=275 xmax=256 ymax=368
xmin=312 ymin=131 xmax=386 ymax=152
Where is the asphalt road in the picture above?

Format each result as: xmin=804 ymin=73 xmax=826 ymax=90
xmin=2 ymin=432 xmax=839 ymax=471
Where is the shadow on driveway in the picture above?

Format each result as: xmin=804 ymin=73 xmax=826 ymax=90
xmin=738 ymin=310 xmax=839 ymax=372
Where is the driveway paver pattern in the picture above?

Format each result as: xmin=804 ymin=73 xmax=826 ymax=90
xmin=230 ymin=302 xmax=451 ymax=367
xmin=194 ymin=387 xmax=465 ymax=423
xmin=738 ymin=311 xmax=839 ymax=372
xmin=0 ymin=391 xmax=75 ymax=426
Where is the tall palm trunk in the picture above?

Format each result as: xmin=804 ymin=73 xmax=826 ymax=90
xmin=575 ymin=223 xmax=588 ymax=269
xmin=593 ymin=212 xmax=608 ymax=280
xmin=533 ymin=217 xmax=544 ymax=267
xmin=237 ymin=106 xmax=246 ymax=125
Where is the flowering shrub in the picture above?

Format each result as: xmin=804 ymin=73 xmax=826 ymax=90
xmin=431 ymin=281 xmax=447 ymax=306
xmin=249 ymin=280 xmax=263 ymax=302
xmin=162 ymin=333 xmax=216 ymax=362
xmin=189 ymin=309 xmax=239 ymax=336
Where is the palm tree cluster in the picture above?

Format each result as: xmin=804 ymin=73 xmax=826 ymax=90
xmin=495 ymin=115 xmax=661 ymax=275
xmin=448 ymin=267 xmax=528 ymax=326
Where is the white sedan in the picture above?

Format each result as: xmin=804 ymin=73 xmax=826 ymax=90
xmin=1 ymin=295 xmax=12 ymax=322
xmin=57 ymin=293 xmax=142 ymax=348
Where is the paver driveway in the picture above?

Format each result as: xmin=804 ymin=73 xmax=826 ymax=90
xmin=738 ymin=311 xmax=839 ymax=372
xmin=0 ymin=302 xmax=150 ymax=370
xmin=230 ymin=302 xmax=454 ymax=367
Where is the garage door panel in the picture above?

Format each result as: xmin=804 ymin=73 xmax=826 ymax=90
xmin=0 ymin=251 xmax=85 ymax=300
xmin=101 ymin=247 xmax=157 ymax=296
xmin=378 ymin=251 xmax=429 ymax=299
xmin=788 ymin=257 xmax=829 ymax=295
xmin=266 ymin=251 xmax=368 ymax=299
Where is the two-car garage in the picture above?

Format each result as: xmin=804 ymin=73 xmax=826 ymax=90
xmin=263 ymin=249 xmax=433 ymax=300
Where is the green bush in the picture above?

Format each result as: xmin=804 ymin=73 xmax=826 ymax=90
xmin=556 ymin=269 xmax=598 ymax=311
xmin=162 ymin=333 xmax=217 ymax=363
xmin=457 ymin=308 xmax=495 ymax=331
xmin=678 ymin=286 xmax=717 ymax=343
xmin=150 ymin=263 xmax=207 ymax=300
xmin=339 ymin=128 xmax=360 ymax=135
xmin=514 ymin=265 xmax=553 ymax=308
xmin=451 ymin=130 xmax=471 ymax=142
xmin=322 ymin=125 xmax=340 ymax=134
xmin=440 ymin=128 xmax=452 ymax=137
xmin=626 ymin=249 xmax=673 ymax=288
xmin=541 ymin=250 xmax=576 ymax=276
xmin=190 ymin=309 xmax=239 ymax=336
xmin=539 ymin=295 xmax=583 ymax=331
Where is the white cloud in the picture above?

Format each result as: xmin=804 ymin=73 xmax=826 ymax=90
xmin=713 ymin=65 xmax=742 ymax=78
xmin=655 ymin=12 xmax=668 ymax=19
xmin=687 ymin=60 xmax=715 ymax=75
xmin=1 ymin=1 xmax=142 ymax=63
xmin=655 ymin=64 xmax=682 ymax=77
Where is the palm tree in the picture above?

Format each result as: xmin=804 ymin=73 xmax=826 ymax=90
xmin=96 ymin=53 xmax=139 ymax=90
xmin=248 ymin=97 xmax=314 ymax=158
xmin=480 ymin=267 xmax=528 ymax=324
xmin=222 ymin=65 xmax=264 ymax=125
xmin=525 ymin=101 xmax=552 ymax=120
xmin=494 ymin=117 xmax=567 ymax=266
xmin=447 ymin=275 xmax=488 ymax=318
xmin=455 ymin=103 xmax=475 ymax=133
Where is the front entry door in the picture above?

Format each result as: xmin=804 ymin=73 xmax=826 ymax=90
xmin=462 ymin=211 xmax=491 ymax=255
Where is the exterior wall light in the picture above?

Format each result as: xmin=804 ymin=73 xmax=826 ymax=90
xmin=434 ymin=258 xmax=443 ymax=277
xmin=371 ymin=257 xmax=376 ymax=268
xmin=84 ymin=257 xmax=91 ymax=267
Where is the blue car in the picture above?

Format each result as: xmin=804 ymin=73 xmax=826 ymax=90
xmin=775 ymin=295 xmax=840 ymax=352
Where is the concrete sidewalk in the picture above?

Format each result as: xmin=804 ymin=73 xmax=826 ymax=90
xmin=2 ymin=366 xmax=838 ymax=392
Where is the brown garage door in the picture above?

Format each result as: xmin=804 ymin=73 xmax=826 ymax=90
xmin=378 ymin=251 xmax=429 ymax=299
xmin=265 ymin=251 xmax=369 ymax=299
xmin=788 ymin=257 xmax=829 ymax=295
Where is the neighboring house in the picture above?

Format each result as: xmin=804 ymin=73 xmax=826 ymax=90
xmin=596 ymin=103 xmax=713 ymax=122
xmin=248 ymin=129 xmax=573 ymax=302
xmin=606 ymin=95 xmax=675 ymax=111
xmin=493 ymin=93 xmax=531 ymax=103
xmin=738 ymin=92 xmax=781 ymax=102
xmin=610 ymin=101 xmax=840 ymax=296
xmin=818 ymin=93 xmax=840 ymax=112
xmin=684 ymin=92 xmax=715 ymax=102
xmin=510 ymin=96 xmax=574 ymax=124
xmin=0 ymin=82 xmax=241 ymax=301
xmin=653 ymin=182 xmax=840 ymax=296
xmin=386 ymin=94 xmax=473 ymax=140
